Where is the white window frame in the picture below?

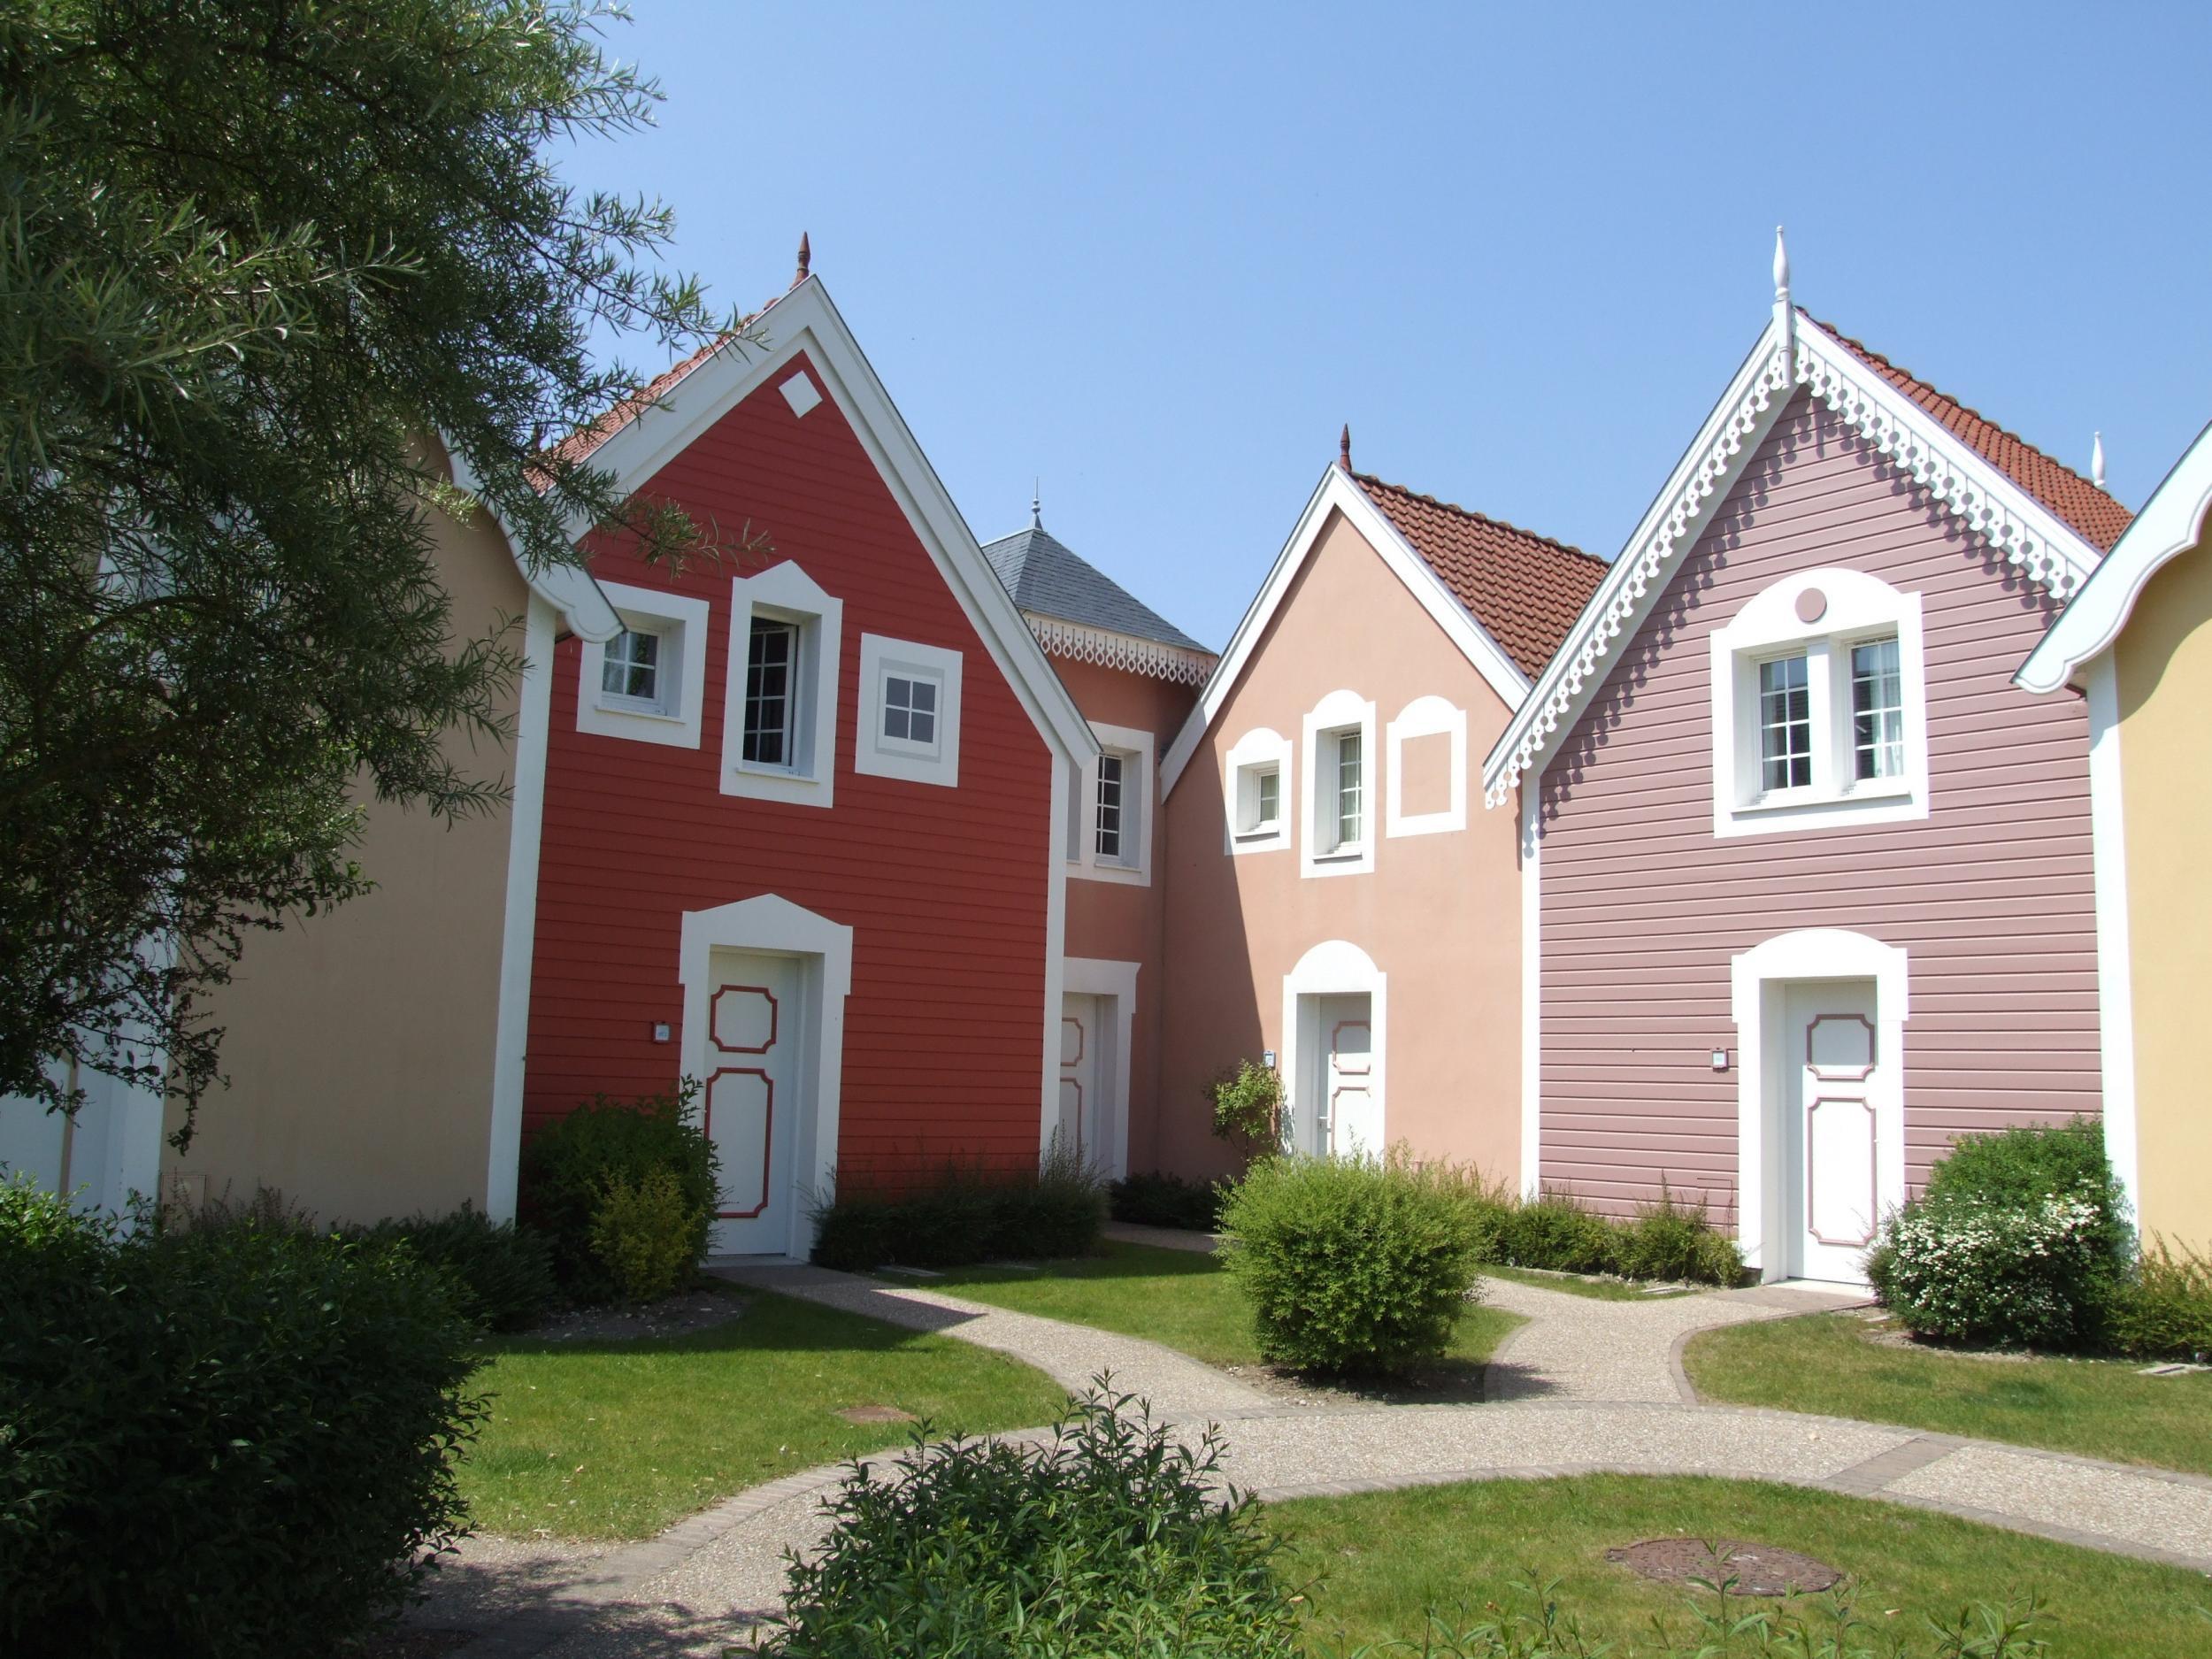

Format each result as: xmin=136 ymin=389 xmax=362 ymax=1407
xmin=576 ymin=580 xmax=711 ymax=749
xmin=1385 ymin=695 xmax=1467 ymax=838
xmin=855 ymin=633 xmax=963 ymax=787
xmin=722 ymin=562 xmax=842 ymax=808
xmin=1300 ymin=689 xmax=1377 ymax=878
xmin=1223 ymin=726 xmax=1293 ymax=855
xmin=1709 ymin=567 xmax=1929 ymax=838
xmin=1070 ymin=720 xmax=1153 ymax=886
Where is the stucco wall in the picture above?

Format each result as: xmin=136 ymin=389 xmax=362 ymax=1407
xmin=162 ymin=478 xmax=525 ymax=1224
xmin=1537 ymin=390 xmax=2099 ymax=1218
xmin=1054 ymin=656 xmax=1198 ymax=1144
xmin=1156 ymin=508 xmax=1524 ymax=1180
xmin=2116 ymin=526 xmax=2212 ymax=1252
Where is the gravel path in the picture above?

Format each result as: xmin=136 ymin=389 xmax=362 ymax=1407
xmin=430 ymin=1253 xmax=2212 ymax=1657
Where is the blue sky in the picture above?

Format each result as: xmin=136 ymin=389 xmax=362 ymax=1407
xmin=564 ymin=3 xmax=2212 ymax=651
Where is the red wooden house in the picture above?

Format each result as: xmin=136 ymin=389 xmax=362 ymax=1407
xmin=525 ymin=271 xmax=1095 ymax=1256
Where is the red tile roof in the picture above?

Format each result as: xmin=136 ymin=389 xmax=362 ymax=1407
xmin=1351 ymin=471 xmax=1606 ymax=680
xmin=1806 ymin=315 xmax=2132 ymax=553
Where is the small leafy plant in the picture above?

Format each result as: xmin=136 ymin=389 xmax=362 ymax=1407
xmin=741 ymin=1382 xmax=1305 ymax=1657
xmin=1110 ymin=1169 xmax=1230 ymax=1231
xmin=590 ymin=1165 xmax=699 ymax=1302
xmin=518 ymin=1081 xmax=718 ymax=1302
xmin=1220 ymin=1150 xmax=1484 ymax=1375
xmin=351 ymin=1202 xmax=556 ymax=1333
xmin=1210 ymin=1057 xmax=1285 ymax=1151
xmin=810 ymin=1137 xmax=1106 ymax=1271
xmin=2110 ymin=1236 xmax=2212 ymax=1361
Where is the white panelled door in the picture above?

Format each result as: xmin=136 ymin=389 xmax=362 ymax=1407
xmin=1783 ymin=979 xmax=1882 ymax=1283
xmin=1317 ymin=992 xmax=1379 ymax=1156
xmin=1058 ymin=993 xmax=1108 ymax=1169
xmin=703 ymin=949 xmax=801 ymax=1254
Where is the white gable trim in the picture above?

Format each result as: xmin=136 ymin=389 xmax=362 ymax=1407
xmin=1026 ymin=615 xmax=1216 ymax=686
xmin=1161 ymin=466 xmax=1529 ymax=796
xmin=1481 ymin=316 xmax=2108 ymax=807
xmin=572 ymin=280 xmax=1095 ymax=771
xmin=441 ymin=439 xmax=622 ymax=643
xmin=2020 ymin=421 xmax=2210 ymax=695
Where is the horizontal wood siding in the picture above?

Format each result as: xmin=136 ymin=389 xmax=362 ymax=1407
xmin=1538 ymin=391 xmax=2098 ymax=1216
xmin=526 ymin=351 xmax=1052 ymax=1179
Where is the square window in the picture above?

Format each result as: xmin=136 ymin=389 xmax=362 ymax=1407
xmin=742 ymin=616 xmax=799 ymax=767
xmin=600 ymin=627 xmax=662 ymax=706
xmin=855 ymin=633 xmax=963 ymax=787
xmin=1237 ymin=762 xmax=1281 ymax=834
xmin=880 ymin=672 xmax=940 ymax=749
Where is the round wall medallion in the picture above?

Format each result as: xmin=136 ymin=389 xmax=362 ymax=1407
xmin=1794 ymin=587 xmax=1828 ymax=624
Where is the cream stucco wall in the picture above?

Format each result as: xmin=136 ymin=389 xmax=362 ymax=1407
xmin=2115 ymin=523 xmax=2212 ymax=1254
xmin=1156 ymin=508 xmax=1524 ymax=1180
xmin=160 ymin=472 xmax=527 ymax=1225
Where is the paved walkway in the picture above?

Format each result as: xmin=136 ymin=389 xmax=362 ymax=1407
xmin=426 ymin=1252 xmax=2212 ymax=1658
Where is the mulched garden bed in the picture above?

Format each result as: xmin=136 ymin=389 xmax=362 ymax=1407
xmin=1606 ymin=1536 xmax=1842 ymax=1597
xmin=526 ymin=1287 xmax=748 ymax=1343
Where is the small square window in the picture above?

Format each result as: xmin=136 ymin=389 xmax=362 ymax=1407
xmin=599 ymin=627 xmax=664 ymax=708
xmin=1237 ymin=763 xmax=1281 ymax=834
xmin=578 ymin=582 xmax=710 ymax=749
xmin=880 ymin=672 xmax=940 ymax=749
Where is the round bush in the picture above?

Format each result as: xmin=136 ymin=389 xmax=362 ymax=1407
xmin=1218 ymin=1152 xmax=1483 ymax=1376
xmin=1923 ymin=1117 xmax=2132 ymax=1274
xmin=518 ymin=1084 xmax=718 ymax=1300
xmin=1866 ymin=1194 xmax=2109 ymax=1348
xmin=0 ymin=1179 xmax=486 ymax=1658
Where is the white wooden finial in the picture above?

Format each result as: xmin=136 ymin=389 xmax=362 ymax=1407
xmin=2093 ymin=431 xmax=2108 ymax=494
xmin=1771 ymin=226 xmax=1794 ymax=360
xmin=1772 ymin=225 xmax=1790 ymax=302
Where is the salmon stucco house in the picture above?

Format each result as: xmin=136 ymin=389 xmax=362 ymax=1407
xmin=1484 ymin=234 xmax=2133 ymax=1283
xmin=984 ymin=508 xmax=1214 ymax=1180
xmin=525 ymin=265 xmax=1095 ymax=1256
xmin=1154 ymin=434 xmax=1603 ymax=1180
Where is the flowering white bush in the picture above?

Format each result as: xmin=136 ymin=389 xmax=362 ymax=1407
xmin=1865 ymin=1194 xmax=2107 ymax=1348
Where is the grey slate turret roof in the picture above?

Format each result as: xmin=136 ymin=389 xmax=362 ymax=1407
xmin=982 ymin=518 xmax=1210 ymax=654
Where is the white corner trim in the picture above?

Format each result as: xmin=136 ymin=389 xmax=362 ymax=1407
xmin=570 ymin=280 xmax=1094 ymax=773
xmin=1385 ymin=695 xmax=1468 ymax=838
xmin=1518 ymin=783 xmax=1541 ymax=1198
xmin=576 ymin=580 xmax=712 ymax=749
xmin=722 ymin=562 xmax=843 ymax=809
xmin=1071 ymin=720 xmax=1154 ymax=887
xmin=854 ymin=633 xmax=963 ymax=787
xmin=1064 ymin=956 xmax=1141 ymax=1178
xmin=1483 ymin=315 xmax=2110 ymax=809
xmin=486 ymin=594 xmax=558 ymax=1221
xmin=1279 ymin=939 xmax=1387 ymax=1157
xmin=1300 ymin=689 xmax=1377 ymax=879
xmin=1040 ymin=759 xmax=1071 ymax=1158
xmin=1223 ymin=726 xmax=1294 ymax=855
xmin=2021 ymin=420 xmax=2212 ymax=694
xmin=1163 ymin=465 xmax=1530 ymax=797
xmin=2083 ymin=657 xmax=2141 ymax=1234
xmin=1707 ymin=567 xmax=1930 ymax=839
xmin=679 ymin=894 xmax=855 ymax=1260
xmin=1729 ymin=927 xmax=1908 ymax=1282
xmin=1028 ymin=615 xmax=1216 ymax=686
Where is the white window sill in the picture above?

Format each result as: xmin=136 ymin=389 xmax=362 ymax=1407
xmin=1235 ymin=822 xmax=1284 ymax=841
xmin=1313 ymin=845 xmax=1367 ymax=863
xmin=1736 ymin=779 xmax=1914 ymax=816
xmin=595 ymin=698 xmax=682 ymax=724
xmin=1071 ymin=858 xmax=1150 ymax=887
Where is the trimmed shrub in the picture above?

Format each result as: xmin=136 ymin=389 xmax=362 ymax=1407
xmin=1110 ymin=1168 xmax=1228 ymax=1231
xmin=1494 ymin=1190 xmax=1622 ymax=1277
xmin=1219 ymin=1151 xmax=1483 ymax=1375
xmin=1924 ymin=1117 xmax=2133 ymax=1276
xmin=810 ymin=1146 xmax=1107 ymax=1271
xmin=2112 ymin=1238 xmax=2212 ymax=1361
xmin=590 ymin=1166 xmax=700 ymax=1302
xmin=518 ymin=1082 xmax=718 ymax=1301
xmin=353 ymin=1202 xmax=556 ymax=1333
xmin=1866 ymin=1193 xmax=2109 ymax=1348
xmin=1616 ymin=1185 xmax=1746 ymax=1286
xmin=742 ymin=1384 xmax=1303 ymax=1658
xmin=0 ymin=1177 xmax=485 ymax=1658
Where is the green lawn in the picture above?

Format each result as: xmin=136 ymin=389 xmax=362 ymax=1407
xmin=458 ymin=1287 xmax=1068 ymax=1540
xmin=921 ymin=1241 xmax=1525 ymax=1376
xmin=1684 ymin=1311 xmax=2212 ymax=1478
xmin=1272 ymin=1474 xmax=2212 ymax=1656
xmin=1479 ymin=1263 xmax=1704 ymax=1302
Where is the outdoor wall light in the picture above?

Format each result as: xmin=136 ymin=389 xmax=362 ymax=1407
xmin=1710 ymin=1048 xmax=1730 ymax=1071
xmin=652 ymin=1021 xmax=672 ymax=1044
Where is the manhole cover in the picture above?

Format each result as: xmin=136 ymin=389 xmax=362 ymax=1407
xmin=836 ymin=1403 xmax=918 ymax=1425
xmin=1606 ymin=1538 xmax=1842 ymax=1597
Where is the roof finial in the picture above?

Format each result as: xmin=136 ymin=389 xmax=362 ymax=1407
xmin=1772 ymin=225 xmax=1790 ymax=303
xmin=1032 ymin=478 xmax=1042 ymax=529
xmin=793 ymin=231 xmax=810 ymax=288
xmin=1339 ymin=422 xmax=1352 ymax=473
xmin=1771 ymin=225 xmax=1795 ymax=360
xmin=2093 ymin=431 xmax=2108 ymax=494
